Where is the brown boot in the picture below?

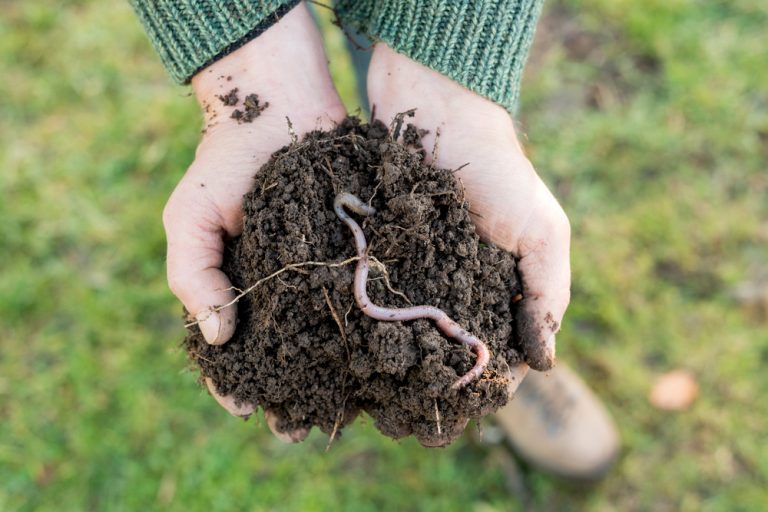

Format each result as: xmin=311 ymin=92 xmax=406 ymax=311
xmin=492 ymin=364 xmax=620 ymax=481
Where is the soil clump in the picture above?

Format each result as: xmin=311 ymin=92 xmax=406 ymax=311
xmin=185 ymin=117 xmax=526 ymax=445
xmin=231 ymin=93 xmax=269 ymax=123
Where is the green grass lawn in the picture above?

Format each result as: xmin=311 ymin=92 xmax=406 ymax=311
xmin=2 ymin=1 xmax=766 ymax=510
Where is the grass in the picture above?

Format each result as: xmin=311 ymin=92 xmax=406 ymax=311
xmin=1 ymin=0 xmax=766 ymax=510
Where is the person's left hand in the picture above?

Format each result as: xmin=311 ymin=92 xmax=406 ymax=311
xmin=161 ymin=4 xmax=346 ymax=442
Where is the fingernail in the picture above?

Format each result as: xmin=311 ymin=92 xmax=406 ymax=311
xmin=196 ymin=309 xmax=222 ymax=344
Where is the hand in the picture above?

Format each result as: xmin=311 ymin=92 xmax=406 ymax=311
xmin=161 ymin=4 xmax=345 ymax=439
xmin=367 ymin=44 xmax=571 ymax=445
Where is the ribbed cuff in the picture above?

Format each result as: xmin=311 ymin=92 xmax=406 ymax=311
xmin=129 ymin=0 xmax=300 ymax=84
xmin=336 ymin=0 xmax=544 ymax=112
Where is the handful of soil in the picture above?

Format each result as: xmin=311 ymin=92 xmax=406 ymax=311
xmin=185 ymin=117 xmax=526 ymax=446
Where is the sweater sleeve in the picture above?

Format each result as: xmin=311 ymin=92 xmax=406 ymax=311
xmin=128 ymin=0 xmax=300 ymax=84
xmin=335 ymin=0 xmax=544 ymax=113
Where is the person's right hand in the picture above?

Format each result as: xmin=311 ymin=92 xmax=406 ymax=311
xmin=160 ymin=4 xmax=345 ymax=442
xmin=367 ymin=44 xmax=571 ymax=446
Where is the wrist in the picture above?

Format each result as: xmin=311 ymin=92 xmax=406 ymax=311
xmin=369 ymin=44 xmax=522 ymax=153
xmin=192 ymin=3 xmax=343 ymax=131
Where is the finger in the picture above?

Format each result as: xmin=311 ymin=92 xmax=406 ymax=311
xmin=164 ymin=195 xmax=238 ymax=345
xmin=265 ymin=410 xmax=310 ymax=443
xmin=207 ymin=379 xmax=311 ymax=443
xmin=205 ymin=378 xmax=255 ymax=417
xmin=502 ymin=361 xmax=530 ymax=398
xmin=515 ymin=194 xmax=571 ymax=371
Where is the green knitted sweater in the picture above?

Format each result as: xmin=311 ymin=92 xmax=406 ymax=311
xmin=129 ymin=0 xmax=543 ymax=112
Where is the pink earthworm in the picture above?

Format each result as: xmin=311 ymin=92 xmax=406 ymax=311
xmin=334 ymin=192 xmax=490 ymax=390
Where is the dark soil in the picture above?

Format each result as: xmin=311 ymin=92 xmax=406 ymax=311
xmin=402 ymin=123 xmax=429 ymax=149
xmin=231 ymin=93 xmax=269 ymax=123
xmin=214 ymin=89 xmax=269 ymax=123
xmin=185 ymin=117 xmax=526 ymax=446
xmin=217 ymin=88 xmax=239 ymax=106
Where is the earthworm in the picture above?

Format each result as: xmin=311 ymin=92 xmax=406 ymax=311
xmin=334 ymin=192 xmax=490 ymax=390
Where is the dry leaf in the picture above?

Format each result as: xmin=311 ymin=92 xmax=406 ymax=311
xmin=649 ymin=370 xmax=699 ymax=411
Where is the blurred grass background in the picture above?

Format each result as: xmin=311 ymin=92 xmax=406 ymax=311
xmin=1 ymin=0 xmax=766 ymax=510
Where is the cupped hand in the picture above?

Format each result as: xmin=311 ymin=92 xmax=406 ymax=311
xmin=367 ymin=44 xmax=571 ymax=446
xmin=161 ymin=4 xmax=345 ymax=440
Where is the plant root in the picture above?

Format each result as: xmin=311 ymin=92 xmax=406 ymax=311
xmin=185 ymin=257 xmax=361 ymax=328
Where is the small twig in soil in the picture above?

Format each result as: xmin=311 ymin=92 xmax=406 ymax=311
xmin=434 ymin=399 xmax=442 ymax=435
xmin=326 ymin=376 xmax=350 ymax=451
xmin=322 ymin=286 xmax=351 ymax=452
xmin=451 ymin=162 xmax=470 ymax=174
xmin=278 ymin=132 xmax=361 ymax=160
xmin=189 ymin=351 xmax=214 ymax=364
xmin=367 ymin=179 xmax=383 ymax=209
xmin=369 ymin=256 xmax=412 ymax=305
xmin=334 ymin=192 xmax=491 ymax=390
xmin=286 ymin=116 xmax=298 ymax=144
xmin=277 ymin=275 xmax=298 ymax=290
xmin=390 ymin=109 xmax=416 ymax=141
xmin=427 ymin=191 xmax=459 ymax=199
xmin=432 ymin=127 xmax=441 ymax=163
xmin=185 ymin=257 xmax=360 ymax=328
xmin=323 ymin=286 xmax=348 ymax=344
xmin=326 ymin=411 xmax=342 ymax=452
xmin=321 ymin=156 xmax=335 ymax=178
xmin=261 ymin=181 xmax=278 ymax=194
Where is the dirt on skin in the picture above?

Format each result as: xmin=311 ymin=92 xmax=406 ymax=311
xmin=214 ymin=88 xmax=269 ymax=123
xmin=231 ymin=93 xmax=269 ymax=123
xmin=217 ymin=88 xmax=239 ymax=106
xmin=185 ymin=117 xmax=527 ymax=445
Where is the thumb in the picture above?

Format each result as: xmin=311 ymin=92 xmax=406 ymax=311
xmin=464 ymin=168 xmax=571 ymax=371
xmin=514 ymin=195 xmax=571 ymax=370
xmin=163 ymin=195 xmax=238 ymax=345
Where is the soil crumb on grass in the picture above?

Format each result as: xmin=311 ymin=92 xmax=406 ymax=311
xmin=185 ymin=117 xmax=525 ymax=446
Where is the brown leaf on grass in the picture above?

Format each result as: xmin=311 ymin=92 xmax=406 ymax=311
xmin=649 ymin=370 xmax=699 ymax=411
